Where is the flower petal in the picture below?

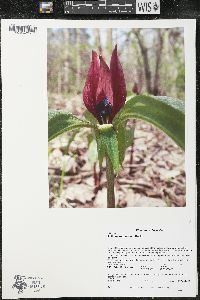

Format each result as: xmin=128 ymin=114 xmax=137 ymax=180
xmin=110 ymin=45 xmax=127 ymax=119
xmin=96 ymin=55 xmax=113 ymax=106
xmin=83 ymin=51 xmax=100 ymax=116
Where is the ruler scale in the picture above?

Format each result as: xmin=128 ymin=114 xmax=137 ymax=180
xmin=63 ymin=0 xmax=160 ymax=14
xmin=64 ymin=0 xmax=137 ymax=14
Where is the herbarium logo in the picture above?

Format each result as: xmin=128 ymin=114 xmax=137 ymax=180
xmin=9 ymin=24 xmax=37 ymax=34
xmin=136 ymin=0 xmax=160 ymax=14
xmin=12 ymin=275 xmax=45 ymax=294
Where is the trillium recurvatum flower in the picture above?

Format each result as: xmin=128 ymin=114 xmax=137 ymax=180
xmin=83 ymin=45 xmax=127 ymax=124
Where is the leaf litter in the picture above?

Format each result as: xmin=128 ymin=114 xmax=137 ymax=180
xmin=49 ymin=119 xmax=185 ymax=208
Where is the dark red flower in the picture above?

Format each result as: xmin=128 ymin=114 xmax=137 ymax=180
xmin=83 ymin=45 xmax=127 ymax=124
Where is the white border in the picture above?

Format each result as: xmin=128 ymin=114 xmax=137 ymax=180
xmin=2 ymin=19 xmax=196 ymax=298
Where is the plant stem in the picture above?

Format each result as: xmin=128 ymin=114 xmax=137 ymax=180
xmin=106 ymin=157 xmax=115 ymax=208
xmin=59 ymin=166 xmax=65 ymax=196
xmin=129 ymin=142 xmax=134 ymax=175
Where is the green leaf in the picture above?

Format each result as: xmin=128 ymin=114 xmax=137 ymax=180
xmin=116 ymin=121 xmax=135 ymax=164
xmin=95 ymin=124 xmax=120 ymax=173
xmin=95 ymin=130 xmax=104 ymax=167
xmin=86 ymin=131 xmax=95 ymax=146
xmin=65 ymin=130 xmax=79 ymax=153
xmin=83 ymin=110 xmax=98 ymax=125
xmin=48 ymin=110 xmax=94 ymax=141
xmin=113 ymin=95 xmax=185 ymax=150
xmin=88 ymin=139 xmax=98 ymax=166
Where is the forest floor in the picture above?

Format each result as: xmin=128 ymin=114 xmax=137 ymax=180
xmin=48 ymin=94 xmax=185 ymax=208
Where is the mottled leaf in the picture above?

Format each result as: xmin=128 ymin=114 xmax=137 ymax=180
xmin=116 ymin=121 xmax=135 ymax=164
xmin=95 ymin=125 xmax=120 ymax=173
xmin=113 ymin=95 xmax=185 ymax=150
xmin=48 ymin=110 xmax=94 ymax=141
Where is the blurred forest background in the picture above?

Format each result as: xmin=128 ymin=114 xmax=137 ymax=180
xmin=48 ymin=28 xmax=185 ymax=208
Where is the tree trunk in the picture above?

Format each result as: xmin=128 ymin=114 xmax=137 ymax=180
xmin=63 ymin=30 xmax=70 ymax=94
xmin=94 ymin=28 xmax=102 ymax=54
xmin=133 ymin=29 xmax=153 ymax=94
xmin=106 ymin=28 xmax=113 ymax=57
xmin=153 ymin=29 xmax=164 ymax=95
xmin=76 ymin=28 xmax=81 ymax=93
xmin=57 ymin=71 xmax=61 ymax=95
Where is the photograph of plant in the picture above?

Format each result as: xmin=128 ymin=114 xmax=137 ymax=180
xmin=48 ymin=28 xmax=185 ymax=208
